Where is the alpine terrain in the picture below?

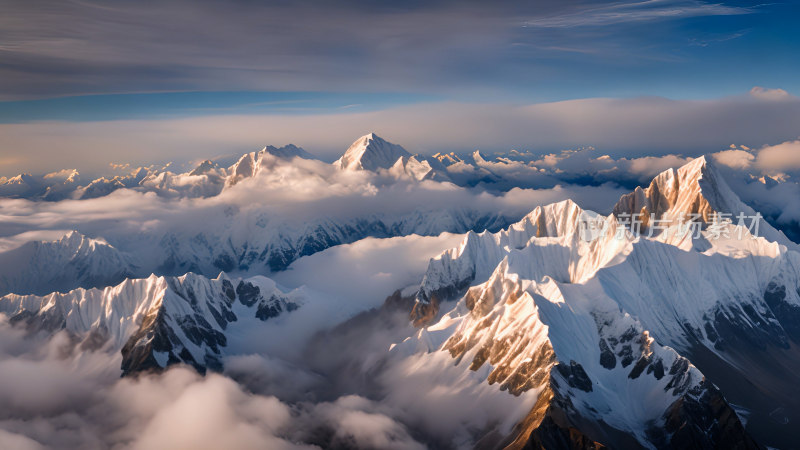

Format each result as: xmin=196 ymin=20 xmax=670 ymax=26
xmin=1 ymin=136 xmax=799 ymax=449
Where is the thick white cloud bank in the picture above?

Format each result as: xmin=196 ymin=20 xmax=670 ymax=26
xmin=272 ymin=233 xmax=465 ymax=310
xmin=753 ymin=140 xmax=800 ymax=172
xmin=712 ymin=140 xmax=800 ymax=172
xmin=0 ymin=319 xmax=532 ymax=450
xmin=0 ymin=324 xmax=367 ymax=450
xmin=226 ymin=233 xmax=465 ymax=361
xmin=707 ymin=140 xmax=800 ymax=236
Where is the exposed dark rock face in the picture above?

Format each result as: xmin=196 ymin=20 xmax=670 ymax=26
xmin=121 ymin=304 xmax=189 ymax=376
xmin=652 ymin=381 xmax=762 ymax=450
xmin=555 ymin=361 xmax=593 ymax=392
xmin=523 ymin=415 xmax=607 ymax=450
xmin=256 ymin=294 xmax=294 ymax=321
xmin=502 ymin=386 xmax=635 ymax=450
xmin=118 ymin=280 xmax=233 ymax=377
xmin=762 ymin=281 xmax=800 ymax=343
xmin=10 ymin=307 xmax=66 ymax=332
xmin=119 ymin=279 xmax=302 ymax=376
xmin=709 ymin=300 xmax=790 ymax=351
xmin=502 ymin=374 xmax=759 ymax=450
xmin=382 ymin=288 xmax=418 ymax=312
xmin=410 ymin=295 xmax=439 ymax=327
xmin=598 ymin=339 xmax=616 ymax=369
xmin=3 ymin=273 xmax=305 ymax=378
xmin=628 ymin=355 xmax=651 ymax=379
xmin=411 ymin=274 xmax=474 ymax=327
xmin=236 ymin=280 xmax=261 ymax=307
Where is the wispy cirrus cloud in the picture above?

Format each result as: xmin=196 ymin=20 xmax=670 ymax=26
xmin=523 ymin=0 xmax=755 ymax=28
xmin=0 ymin=0 xmax=787 ymax=101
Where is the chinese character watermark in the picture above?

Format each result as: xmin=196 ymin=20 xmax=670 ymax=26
xmin=578 ymin=211 xmax=763 ymax=242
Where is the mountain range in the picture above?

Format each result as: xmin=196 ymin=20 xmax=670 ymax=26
xmin=1 ymin=135 xmax=799 ymax=448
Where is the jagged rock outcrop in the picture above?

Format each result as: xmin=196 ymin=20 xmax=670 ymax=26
xmin=0 ymin=272 xmax=302 ymax=376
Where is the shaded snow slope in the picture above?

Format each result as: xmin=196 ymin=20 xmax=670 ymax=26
xmin=0 ymin=231 xmax=137 ymax=296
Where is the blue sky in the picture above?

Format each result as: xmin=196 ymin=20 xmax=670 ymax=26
xmin=1 ymin=1 xmax=797 ymax=110
xmin=0 ymin=0 xmax=799 ymax=173
xmin=0 ymin=92 xmax=437 ymax=123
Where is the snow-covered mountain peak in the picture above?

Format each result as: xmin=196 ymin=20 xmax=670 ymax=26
xmin=400 ymin=224 xmax=756 ymax=447
xmin=613 ymin=156 xmax=715 ymax=224
xmin=335 ymin=133 xmax=412 ymax=171
xmin=613 ymin=155 xmax=793 ymax=246
xmin=515 ymin=199 xmax=591 ymax=238
xmin=0 ymin=172 xmax=41 ymax=197
xmin=399 ymin=168 xmax=800 ymax=446
xmin=37 ymin=230 xmax=117 ymax=255
xmin=43 ymin=168 xmax=80 ymax=183
xmin=189 ymin=160 xmax=216 ymax=176
xmin=472 ymin=150 xmax=488 ymax=164
xmin=223 ymin=144 xmax=314 ymax=187
xmin=226 ymin=152 xmax=257 ymax=186
xmin=262 ymin=144 xmax=315 ymax=160
xmin=0 ymin=231 xmax=137 ymax=296
xmin=59 ymin=229 xmax=102 ymax=249
xmin=612 ymin=155 xmax=743 ymax=222
xmin=0 ymin=270 xmax=304 ymax=375
xmin=411 ymin=198 xmax=628 ymax=323
xmin=432 ymin=151 xmax=463 ymax=166
xmin=5 ymin=172 xmax=35 ymax=184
